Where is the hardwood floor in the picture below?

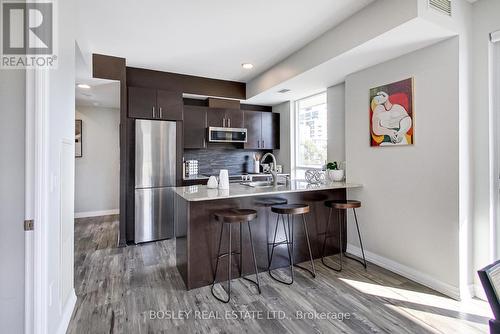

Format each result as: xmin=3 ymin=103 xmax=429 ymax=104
xmin=68 ymin=216 xmax=491 ymax=334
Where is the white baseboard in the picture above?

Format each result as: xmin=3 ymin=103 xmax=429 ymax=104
xmin=74 ymin=209 xmax=119 ymax=219
xmin=56 ymin=289 xmax=77 ymax=334
xmin=347 ymin=244 xmax=461 ymax=300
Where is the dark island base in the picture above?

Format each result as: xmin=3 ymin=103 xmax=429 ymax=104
xmin=175 ymin=189 xmax=347 ymax=290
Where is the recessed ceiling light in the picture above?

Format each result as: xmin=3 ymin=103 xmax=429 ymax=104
xmin=77 ymin=84 xmax=91 ymax=89
xmin=242 ymin=63 xmax=254 ymax=70
xmin=93 ymin=102 xmax=99 ymax=106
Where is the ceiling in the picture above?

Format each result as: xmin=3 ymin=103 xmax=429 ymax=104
xmin=75 ymin=0 xmax=374 ymax=82
xmin=75 ymin=80 xmax=120 ymax=109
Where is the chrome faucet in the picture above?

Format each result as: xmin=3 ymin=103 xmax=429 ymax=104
xmin=261 ymin=152 xmax=278 ymax=186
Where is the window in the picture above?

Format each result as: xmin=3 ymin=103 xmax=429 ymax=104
xmin=294 ymin=92 xmax=327 ymax=178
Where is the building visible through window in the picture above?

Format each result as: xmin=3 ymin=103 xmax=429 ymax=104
xmin=295 ymin=92 xmax=327 ymax=178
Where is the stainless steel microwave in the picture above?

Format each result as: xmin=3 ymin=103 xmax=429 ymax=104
xmin=208 ymin=127 xmax=247 ymax=143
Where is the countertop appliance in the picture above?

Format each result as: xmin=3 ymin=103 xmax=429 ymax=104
xmin=135 ymin=120 xmax=176 ymax=243
xmin=208 ymin=126 xmax=247 ymax=143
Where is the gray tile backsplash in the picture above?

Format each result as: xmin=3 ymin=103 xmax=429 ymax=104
xmin=184 ymin=149 xmax=270 ymax=176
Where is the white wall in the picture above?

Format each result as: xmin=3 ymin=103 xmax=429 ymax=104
xmin=272 ymin=102 xmax=292 ymax=173
xmin=471 ymin=0 xmax=500 ymax=296
xmin=345 ymin=38 xmax=460 ymax=297
xmin=0 ymin=71 xmax=25 ymax=333
xmin=75 ymin=107 xmax=120 ymax=216
xmin=327 ymin=83 xmax=346 ymax=163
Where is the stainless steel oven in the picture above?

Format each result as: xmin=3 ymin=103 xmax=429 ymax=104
xmin=208 ymin=127 xmax=247 ymax=143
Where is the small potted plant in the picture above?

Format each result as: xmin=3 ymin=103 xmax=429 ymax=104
xmin=326 ymin=161 xmax=344 ymax=182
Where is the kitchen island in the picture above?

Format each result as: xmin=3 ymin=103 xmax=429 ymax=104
xmin=173 ymin=181 xmax=362 ymax=290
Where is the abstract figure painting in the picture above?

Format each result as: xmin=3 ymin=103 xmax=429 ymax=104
xmin=370 ymin=78 xmax=414 ymax=146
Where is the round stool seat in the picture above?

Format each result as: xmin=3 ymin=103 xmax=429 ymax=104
xmin=325 ymin=200 xmax=361 ymax=210
xmin=214 ymin=209 xmax=257 ymax=223
xmin=271 ymin=204 xmax=310 ymax=215
xmin=254 ymin=197 xmax=288 ymax=207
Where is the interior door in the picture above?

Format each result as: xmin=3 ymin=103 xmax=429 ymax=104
xmin=128 ymin=86 xmax=156 ymax=119
xmin=157 ymin=89 xmax=183 ymax=121
xmin=243 ymin=110 xmax=262 ymax=149
xmin=183 ymin=106 xmax=207 ymax=148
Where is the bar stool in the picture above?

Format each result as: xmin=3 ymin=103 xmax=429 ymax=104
xmin=211 ymin=209 xmax=261 ymax=303
xmin=254 ymin=197 xmax=288 ymax=268
xmin=321 ymin=200 xmax=367 ymax=272
xmin=268 ymin=204 xmax=316 ymax=285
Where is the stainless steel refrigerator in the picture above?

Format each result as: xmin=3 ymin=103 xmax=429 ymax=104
xmin=135 ymin=119 xmax=176 ymax=243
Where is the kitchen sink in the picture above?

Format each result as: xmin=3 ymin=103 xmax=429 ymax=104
xmin=241 ymin=181 xmax=285 ymax=188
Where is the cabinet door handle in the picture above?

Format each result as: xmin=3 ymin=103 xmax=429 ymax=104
xmin=228 ymin=118 xmax=231 ymax=128
xmin=262 ymin=140 xmax=265 ymax=148
xmin=159 ymin=107 xmax=163 ymax=119
xmin=152 ymin=106 xmax=156 ymax=118
xmin=258 ymin=140 xmax=260 ymax=148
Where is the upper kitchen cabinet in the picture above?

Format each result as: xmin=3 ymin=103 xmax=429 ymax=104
xmin=183 ymin=106 xmax=207 ymax=149
xmin=157 ymin=90 xmax=183 ymax=121
xmin=261 ymin=112 xmax=279 ymax=149
xmin=128 ymin=87 xmax=157 ymax=119
xmin=243 ymin=111 xmax=280 ymax=150
xmin=224 ymin=109 xmax=244 ymax=128
xmin=128 ymin=86 xmax=183 ymax=121
xmin=206 ymin=108 xmax=227 ymax=128
xmin=206 ymin=108 xmax=243 ymax=128
xmin=243 ymin=111 xmax=262 ymax=149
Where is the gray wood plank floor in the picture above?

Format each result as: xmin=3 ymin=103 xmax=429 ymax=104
xmin=68 ymin=215 xmax=491 ymax=334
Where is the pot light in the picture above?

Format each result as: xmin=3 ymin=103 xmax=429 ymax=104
xmin=77 ymin=84 xmax=91 ymax=89
xmin=241 ymin=63 xmax=254 ymax=70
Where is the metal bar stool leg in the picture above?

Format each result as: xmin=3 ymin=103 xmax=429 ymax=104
xmin=293 ymin=213 xmax=316 ymax=278
xmin=247 ymin=221 xmax=261 ymax=293
xmin=268 ymin=214 xmax=280 ymax=270
xmin=321 ymin=208 xmax=332 ymax=260
xmin=293 ymin=213 xmax=316 ymax=277
xmin=343 ymin=208 xmax=368 ymax=269
xmin=239 ymin=222 xmax=243 ymax=277
xmin=211 ymin=222 xmax=231 ymax=303
xmin=268 ymin=213 xmax=294 ymax=285
xmin=339 ymin=209 xmax=343 ymax=271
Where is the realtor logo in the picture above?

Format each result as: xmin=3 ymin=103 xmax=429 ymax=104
xmin=1 ymin=1 xmax=57 ymax=68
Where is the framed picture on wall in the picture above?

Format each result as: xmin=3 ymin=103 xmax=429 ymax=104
xmin=75 ymin=119 xmax=82 ymax=158
xmin=369 ymin=77 xmax=414 ymax=147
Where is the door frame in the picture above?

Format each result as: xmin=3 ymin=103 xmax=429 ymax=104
xmin=491 ymin=32 xmax=500 ymax=261
xmin=25 ymin=67 xmax=50 ymax=334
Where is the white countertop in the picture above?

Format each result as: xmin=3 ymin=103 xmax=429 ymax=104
xmin=173 ymin=180 xmax=362 ymax=202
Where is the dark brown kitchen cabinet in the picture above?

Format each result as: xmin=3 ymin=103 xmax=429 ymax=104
xmin=128 ymin=86 xmax=183 ymax=121
xmin=206 ymin=108 xmax=226 ymax=128
xmin=244 ymin=111 xmax=262 ymax=149
xmin=183 ymin=106 xmax=207 ymax=149
xmin=157 ymin=89 xmax=183 ymax=121
xmin=206 ymin=108 xmax=243 ymax=128
xmin=128 ymin=87 xmax=157 ymax=119
xmin=261 ymin=112 xmax=279 ymax=149
xmin=243 ymin=111 xmax=280 ymax=149
xmin=225 ymin=109 xmax=244 ymax=128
